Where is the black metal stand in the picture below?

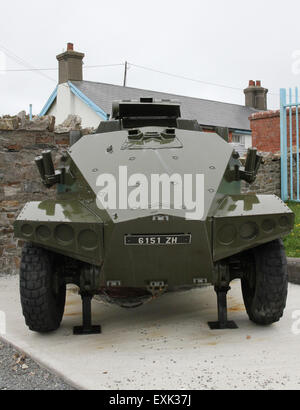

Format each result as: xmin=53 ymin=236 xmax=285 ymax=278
xmin=73 ymin=293 xmax=101 ymax=335
xmin=208 ymin=286 xmax=238 ymax=330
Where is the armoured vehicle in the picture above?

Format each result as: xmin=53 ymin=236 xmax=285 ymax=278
xmin=14 ymin=98 xmax=294 ymax=335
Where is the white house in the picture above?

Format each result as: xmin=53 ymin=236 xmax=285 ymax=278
xmin=40 ymin=43 xmax=269 ymax=152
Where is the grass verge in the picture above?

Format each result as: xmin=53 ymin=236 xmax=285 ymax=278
xmin=283 ymin=202 xmax=300 ymax=257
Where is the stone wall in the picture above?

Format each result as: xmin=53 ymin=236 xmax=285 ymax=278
xmin=241 ymin=152 xmax=281 ymax=196
xmin=241 ymin=150 xmax=300 ymax=199
xmin=0 ymin=130 xmax=70 ymax=276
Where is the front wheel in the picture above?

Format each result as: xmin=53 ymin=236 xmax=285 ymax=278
xmin=241 ymin=239 xmax=288 ymax=325
xmin=20 ymin=243 xmax=66 ymax=333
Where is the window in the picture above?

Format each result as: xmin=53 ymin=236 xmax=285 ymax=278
xmin=232 ymin=134 xmax=245 ymax=145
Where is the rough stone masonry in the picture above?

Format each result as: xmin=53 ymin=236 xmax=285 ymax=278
xmin=0 ymin=128 xmax=70 ymax=275
xmin=0 ymin=117 xmax=289 ymax=276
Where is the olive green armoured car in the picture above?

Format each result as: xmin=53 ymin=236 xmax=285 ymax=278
xmin=14 ymin=98 xmax=294 ymax=334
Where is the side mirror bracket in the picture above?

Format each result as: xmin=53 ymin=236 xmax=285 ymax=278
xmin=35 ymin=150 xmax=65 ymax=188
xmin=225 ymin=148 xmax=262 ymax=184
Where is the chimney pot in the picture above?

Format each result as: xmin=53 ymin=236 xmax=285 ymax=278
xmin=67 ymin=43 xmax=74 ymax=51
xmin=249 ymin=80 xmax=255 ymax=87
xmin=256 ymin=80 xmax=261 ymax=87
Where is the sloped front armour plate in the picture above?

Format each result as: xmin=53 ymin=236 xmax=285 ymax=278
xmin=70 ymin=128 xmax=233 ymax=222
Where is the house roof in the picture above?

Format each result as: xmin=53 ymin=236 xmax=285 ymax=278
xmin=71 ymin=80 xmax=258 ymax=131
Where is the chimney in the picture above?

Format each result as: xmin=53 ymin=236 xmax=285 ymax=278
xmin=244 ymin=80 xmax=268 ymax=111
xmin=56 ymin=43 xmax=85 ymax=84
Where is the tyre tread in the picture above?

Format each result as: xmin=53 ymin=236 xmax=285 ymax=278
xmin=20 ymin=243 xmax=65 ymax=333
xmin=242 ymin=239 xmax=288 ymax=325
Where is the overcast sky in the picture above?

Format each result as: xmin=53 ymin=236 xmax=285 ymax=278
xmin=1 ymin=0 xmax=300 ymax=116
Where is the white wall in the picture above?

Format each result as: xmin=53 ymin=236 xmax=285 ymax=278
xmin=244 ymin=135 xmax=252 ymax=149
xmin=48 ymin=83 xmax=103 ymax=129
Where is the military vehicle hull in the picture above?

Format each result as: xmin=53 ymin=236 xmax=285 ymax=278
xmin=14 ymin=99 xmax=295 ymax=334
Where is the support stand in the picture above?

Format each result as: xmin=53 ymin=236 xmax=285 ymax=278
xmin=73 ymin=293 xmax=101 ymax=335
xmin=208 ymin=286 xmax=238 ymax=330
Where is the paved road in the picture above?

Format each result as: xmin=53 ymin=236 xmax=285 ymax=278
xmin=0 ymin=340 xmax=74 ymax=390
xmin=0 ymin=275 xmax=300 ymax=390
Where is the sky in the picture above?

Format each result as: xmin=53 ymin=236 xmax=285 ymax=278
xmin=1 ymin=0 xmax=300 ymax=116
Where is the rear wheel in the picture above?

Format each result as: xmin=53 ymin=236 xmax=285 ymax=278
xmin=20 ymin=243 xmax=66 ymax=333
xmin=241 ymin=239 xmax=288 ymax=325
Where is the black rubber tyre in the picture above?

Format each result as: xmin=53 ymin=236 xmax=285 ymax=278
xmin=241 ymin=239 xmax=288 ymax=325
xmin=20 ymin=242 xmax=66 ymax=333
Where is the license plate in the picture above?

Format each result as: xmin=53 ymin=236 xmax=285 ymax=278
xmin=124 ymin=234 xmax=192 ymax=246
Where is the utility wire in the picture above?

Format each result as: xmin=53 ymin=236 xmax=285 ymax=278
xmin=0 ymin=63 xmax=125 ymax=72
xmin=0 ymin=43 xmax=56 ymax=82
xmin=128 ymin=62 xmax=243 ymax=92
xmin=0 ymin=68 xmax=57 ymax=72
xmin=128 ymin=62 xmax=280 ymax=97
xmin=0 ymin=46 xmax=280 ymax=98
xmin=85 ymin=63 xmax=124 ymax=69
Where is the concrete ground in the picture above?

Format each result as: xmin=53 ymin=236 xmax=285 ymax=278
xmin=0 ymin=275 xmax=300 ymax=390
